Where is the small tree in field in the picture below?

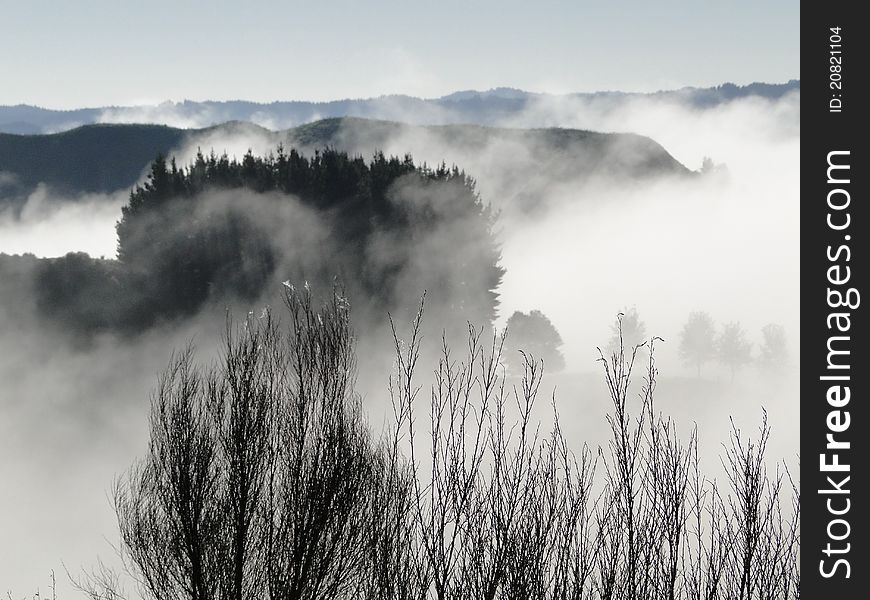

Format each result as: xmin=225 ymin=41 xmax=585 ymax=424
xmin=759 ymin=323 xmax=788 ymax=371
xmin=678 ymin=311 xmax=717 ymax=377
xmin=503 ymin=309 xmax=566 ymax=374
xmin=717 ymin=321 xmax=753 ymax=381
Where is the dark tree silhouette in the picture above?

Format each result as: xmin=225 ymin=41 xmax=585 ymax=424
xmin=34 ymin=252 xmax=127 ymax=334
xmin=717 ymin=321 xmax=752 ymax=381
xmin=503 ymin=309 xmax=566 ymax=374
xmin=678 ymin=311 xmax=717 ymax=377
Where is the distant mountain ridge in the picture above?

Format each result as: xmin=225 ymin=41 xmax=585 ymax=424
xmin=0 ymin=117 xmax=692 ymax=206
xmin=0 ymin=80 xmax=799 ymax=135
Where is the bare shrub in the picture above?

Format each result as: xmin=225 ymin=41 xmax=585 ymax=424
xmin=100 ymin=298 xmax=798 ymax=600
xmin=590 ymin=316 xmax=799 ymax=600
xmin=389 ymin=306 xmax=603 ymax=600
xmin=113 ymin=285 xmax=412 ymax=600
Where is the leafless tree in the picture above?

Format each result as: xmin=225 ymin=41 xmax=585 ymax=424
xmin=389 ymin=303 xmax=601 ymax=600
xmin=720 ymin=413 xmax=800 ymax=600
xmin=113 ymin=285 xmax=417 ymax=600
xmin=264 ymin=285 xmax=382 ymax=600
xmin=115 ymin=344 xmax=222 ymax=600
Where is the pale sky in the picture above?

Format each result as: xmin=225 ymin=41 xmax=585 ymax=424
xmin=1 ymin=0 xmax=799 ymax=108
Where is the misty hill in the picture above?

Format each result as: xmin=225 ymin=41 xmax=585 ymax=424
xmin=0 ymin=124 xmax=186 ymax=198
xmin=0 ymin=118 xmax=691 ymax=206
xmin=0 ymin=81 xmax=800 ymax=135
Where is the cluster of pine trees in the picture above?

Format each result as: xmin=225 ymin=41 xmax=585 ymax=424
xmin=36 ymin=148 xmax=504 ymax=334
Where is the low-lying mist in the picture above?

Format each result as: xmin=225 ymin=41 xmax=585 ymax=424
xmin=0 ymin=186 xmax=126 ymax=258
xmin=0 ymin=91 xmax=799 ymax=596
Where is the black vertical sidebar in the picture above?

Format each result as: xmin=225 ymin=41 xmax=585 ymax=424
xmin=802 ymin=3 xmax=868 ymax=597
